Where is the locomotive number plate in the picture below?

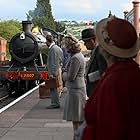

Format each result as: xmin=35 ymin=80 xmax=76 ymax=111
xmin=20 ymin=72 xmax=35 ymax=80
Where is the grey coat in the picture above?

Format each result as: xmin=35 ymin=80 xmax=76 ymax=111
xmin=47 ymin=44 xmax=63 ymax=76
xmin=47 ymin=44 xmax=64 ymax=106
xmin=66 ymin=52 xmax=86 ymax=89
xmin=63 ymin=52 xmax=86 ymax=121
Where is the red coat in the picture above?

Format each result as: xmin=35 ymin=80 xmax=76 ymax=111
xmin=82 ymin=60 xmax=140 ymax=140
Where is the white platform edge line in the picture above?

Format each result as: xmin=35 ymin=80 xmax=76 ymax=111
xmin=0 ymin=82 xmax=45 ymax=114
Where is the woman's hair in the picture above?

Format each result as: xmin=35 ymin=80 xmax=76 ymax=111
xmin=64 ymin=34 xmax=81 ymax=53
xmin=70 ymin=43 xmax=81 ymax=53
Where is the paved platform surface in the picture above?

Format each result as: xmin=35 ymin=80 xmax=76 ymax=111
xmin=0 ymin=88 xmax=73 ymax=140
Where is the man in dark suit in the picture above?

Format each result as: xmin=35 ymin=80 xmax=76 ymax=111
xmin=81 ymin=28 xmax=107 ymax=97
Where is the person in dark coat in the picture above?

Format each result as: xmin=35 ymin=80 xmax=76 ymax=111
xmin=81 ymin=28 xmax=107 ymax=97
xmin=82 ymin=16 xmax=140 ymax=140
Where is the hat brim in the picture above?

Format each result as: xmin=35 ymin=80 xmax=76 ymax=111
xmin=96 ymin=18 xmax=140 ymax=58
xmin=79 ymin=37 xmax=95 ymax=41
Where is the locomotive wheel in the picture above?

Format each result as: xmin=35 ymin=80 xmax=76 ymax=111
xmin=6 ymin=81 xmax=26 ymax=97
xmin=6 ymin=82 xmax=18 ymax=97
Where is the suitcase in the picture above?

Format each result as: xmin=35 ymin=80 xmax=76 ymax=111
xmin=39 ymin=85 xmax=51 ymax=99
xmin=45 ymin=77 xmax=59 ymax=89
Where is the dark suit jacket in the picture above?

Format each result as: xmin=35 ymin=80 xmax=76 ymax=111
xmin=86 ymin=46 xmax=107 ymax=97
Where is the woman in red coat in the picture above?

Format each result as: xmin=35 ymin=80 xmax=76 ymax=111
xmin=82 ymin=16 xmax=140 ymax=140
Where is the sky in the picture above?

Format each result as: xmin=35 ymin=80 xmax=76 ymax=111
xmin=0 ymin=0 xmax=135 ymax=22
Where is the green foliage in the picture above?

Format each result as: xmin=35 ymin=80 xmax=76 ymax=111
xmin=0 ymin=20 xmax=21 ymax=59
xmin=0 ymin=20 xmax=21 ymax=42
xmin=32 ymin=16 xmax=56 ymax=30
xmin=55 ymin=21 xmax=66 ymax=32
xmin=27 ymin=0 xmax=56 ymax=30
xmin=35 ymin=0 xmax=53 ymax=18
xmin=27 ymin=0 xmax=65 ymax=33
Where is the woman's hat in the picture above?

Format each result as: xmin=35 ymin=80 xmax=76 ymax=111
xmin=95 ymin=16 xmax=140 ymax=58
xmin=81 ymin=28 xmax=95 ymax=41
xmin=65 ymin=33 xmax=79 ymax=43
xmin=64 ymin=34 xmax=81 ymax=53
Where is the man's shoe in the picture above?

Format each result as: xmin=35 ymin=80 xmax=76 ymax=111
xmin=46 ymin=105 xmax=60 ymax=109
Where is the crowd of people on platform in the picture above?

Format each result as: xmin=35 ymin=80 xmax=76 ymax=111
xmin=44 ymin=15 xmax=140 ymax=140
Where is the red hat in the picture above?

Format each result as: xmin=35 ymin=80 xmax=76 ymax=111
xmin=96 ymin=16 xmax=140 ymax=58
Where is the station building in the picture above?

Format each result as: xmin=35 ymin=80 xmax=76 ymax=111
xmin=124 ymin=0 xmax=140 ymax=65
xmin=124 ymin=0 xmax=140 ymax=35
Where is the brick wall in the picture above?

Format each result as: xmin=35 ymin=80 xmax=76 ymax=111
xmin=0 ymin=39 xmax=7 ymax=61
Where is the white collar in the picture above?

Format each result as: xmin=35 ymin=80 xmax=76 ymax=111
xmin=49 ymin=41 xmax=55 ymax=49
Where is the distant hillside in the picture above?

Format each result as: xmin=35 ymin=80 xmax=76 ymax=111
xmin=60 ymin=20 xmax=95 ymax=39
xmin=59 ymin=20 xmax=95 ymax=56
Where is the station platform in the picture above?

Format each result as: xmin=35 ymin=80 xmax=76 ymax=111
xmin=0 ymin=87 xmax=73 ymax=140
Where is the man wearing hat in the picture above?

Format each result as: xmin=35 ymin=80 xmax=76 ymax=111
xmin=81 ymin=28 xmax=107 ymax=97
xmin=81 ymin=16 xmax=140 ymax=140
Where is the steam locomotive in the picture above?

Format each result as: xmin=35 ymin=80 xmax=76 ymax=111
xmin=0 ymin=21 xmax=50 ymax=96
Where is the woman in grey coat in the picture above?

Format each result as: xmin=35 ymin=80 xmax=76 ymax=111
xmin=62 ymin=35 xmax=87 ymax=140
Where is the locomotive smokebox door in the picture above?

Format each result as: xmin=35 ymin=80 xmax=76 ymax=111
xmin=9 ymin=21 xmax=39 ymax=64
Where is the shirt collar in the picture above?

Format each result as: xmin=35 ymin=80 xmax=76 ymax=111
xmin=49 ymin=41 xmax=55 ymax=49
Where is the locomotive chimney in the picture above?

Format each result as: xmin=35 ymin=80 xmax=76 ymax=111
xmin=22 ymin=21 xmax=32 ymax=33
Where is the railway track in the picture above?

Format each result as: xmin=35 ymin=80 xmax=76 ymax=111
xmin=0 ymin=84 xmax=36 ymax=109
xmin=0 ymin=93 xmax=15 ymax=109
xmin=0 ymin=86 xmax=10 ymax=108
xmin=0 ymin=94 xmax=8 ymax=101
xmin=0 ymin=83 xmax=43 ymax=113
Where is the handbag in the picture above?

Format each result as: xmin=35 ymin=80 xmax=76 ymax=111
xmin=74 ymin=121 xmax=86 ymax=140
xmin=45 ymin=77 xmax=59 ymax=89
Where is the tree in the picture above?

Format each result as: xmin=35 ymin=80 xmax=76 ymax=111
xmin=0 ymin=20 xmax=21 ymax=59
xmin=55 ymin=21 xmax=66 ymax=33
xmin=27 ymin=0 xmax=65 ymax=32
xmin=27 ymin=0 xmax=55 ymax=30
xmin=0 ymin=20 xmax=21 ymax=42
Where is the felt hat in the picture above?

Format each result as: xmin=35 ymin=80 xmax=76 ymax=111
xmin=95 ymin=16 xmax=140 ymax=58
xmin=81 ymin=28 xmax=96 ymax=41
